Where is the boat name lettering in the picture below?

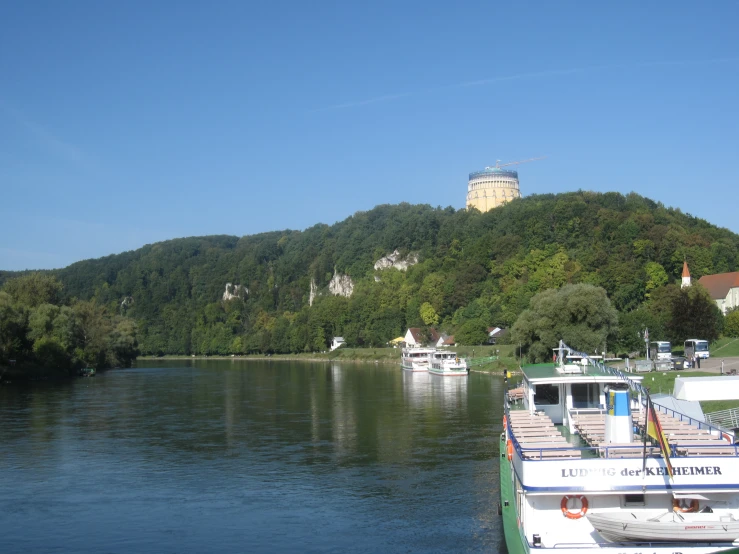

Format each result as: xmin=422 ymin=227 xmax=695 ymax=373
xmin=560 ymin=466 xmax=722 ymax=478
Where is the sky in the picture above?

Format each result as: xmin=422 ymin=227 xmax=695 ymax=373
xmin=1 ymin=1 xmax=738 ymax=270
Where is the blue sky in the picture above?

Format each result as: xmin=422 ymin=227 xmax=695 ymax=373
xmin=1 ymin=1 xmax=738 ymax=270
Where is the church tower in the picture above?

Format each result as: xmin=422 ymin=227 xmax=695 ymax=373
xmin=681 ymin=261 xmax=691 ymax=289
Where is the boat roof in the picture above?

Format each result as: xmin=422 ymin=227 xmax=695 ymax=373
xmin=521 ymin=362 xmax=644 ymax=385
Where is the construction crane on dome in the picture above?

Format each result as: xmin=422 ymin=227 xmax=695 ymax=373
xmin=486 ymin=156 xmax=546 ymax=170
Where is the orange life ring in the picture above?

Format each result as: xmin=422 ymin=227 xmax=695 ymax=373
xmin=673 ymin=498 xmax=699 ymax=513
xmin=561 ymin=495 xmax=588 ymax=519
xmin=503 ymin=415 xmax=508 ymax=430
xmin=506 ymin=439 xmax=513 ymax=461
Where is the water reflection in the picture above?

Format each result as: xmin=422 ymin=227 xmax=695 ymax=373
xmin=0 ymin=361 xmax=504 ymax=553
xmin=429 ymin=373 xmax=468 ymax=410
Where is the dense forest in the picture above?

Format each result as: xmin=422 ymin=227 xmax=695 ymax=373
xmin=2 ymin=191 xmax=737 ymax=358
xmin=0 ymin=273 xmax=138 ymax=374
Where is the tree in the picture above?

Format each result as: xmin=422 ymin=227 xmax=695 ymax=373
xmin=644 ymin=262 xmax=668 ymax=296
xmin=419 ymin=302 xmax=439 ymax=326
xmin=725 ymin=309 xmax=739 ymax=338
xmin=455 ymin=319 xmax=488 ymax=345
xmin=655 ymin=283 xmax=723 ymax=344
xmin=1 ymin=273 xmax=63 ymax=308
xmin=0 ymin=291 xmax=27 ymax=363
xmin=511 ymin=284 xmax=618 ymax=363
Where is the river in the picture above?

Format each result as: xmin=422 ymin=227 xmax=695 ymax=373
xmin=0 ymin=360 xmax=506 ymax=553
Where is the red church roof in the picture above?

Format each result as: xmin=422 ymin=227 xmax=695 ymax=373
xmin=682 ymin=261 xmax=691 ymax=278
xmin=698 ymin=272 xmax=739 ymax=300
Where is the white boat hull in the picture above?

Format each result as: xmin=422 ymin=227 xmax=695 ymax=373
xmin=428 ymin=367 xmax=468 ymax=376
xmin=401 ymin=362 xmax=429 ymax=372
xmin=588 ymin=511 xmax=739 ymax=543
xmin=401 ymin=347 xmax=435 ymax=372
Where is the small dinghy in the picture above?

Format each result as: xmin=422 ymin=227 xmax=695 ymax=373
xmin=587 ymin=511 xmax=739 ymax=543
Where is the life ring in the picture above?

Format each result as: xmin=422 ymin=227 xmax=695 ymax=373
xmin=673 ymin=498 xmax=699 ymax=513
xmin=503 ymin=415 xmax=508 ymax=430
xmin=506 ymin=439 xmax=513 ymax=461
xmin=561 ymin=495 xmax=588 ymax=519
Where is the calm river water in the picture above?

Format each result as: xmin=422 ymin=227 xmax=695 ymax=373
xmin=0 ymin=360 xmax=506 ymax=553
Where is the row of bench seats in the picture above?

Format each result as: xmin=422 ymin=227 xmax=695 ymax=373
xmin=508 ymin=411 xmax=581 ymax=459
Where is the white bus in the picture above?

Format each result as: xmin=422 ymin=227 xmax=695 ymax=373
xmin=649 ymin=341 xmax=672 ymax=361
xmin=684 ymin=339 xmax=710 ymax=359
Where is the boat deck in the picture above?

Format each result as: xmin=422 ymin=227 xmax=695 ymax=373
xmin=507 ymin=405 xmax=739 ymax=459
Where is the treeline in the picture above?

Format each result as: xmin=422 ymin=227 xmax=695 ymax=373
xmin=0 ymin=273 xmax=138 ymax=375
xmin=2 ymin=191 xmax=737 ymax=357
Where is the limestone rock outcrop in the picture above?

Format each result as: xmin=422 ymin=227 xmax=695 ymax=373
xmin=223 ymin=283 xmax=247 ymax=301
xmin=309 ymin=278 xmax=318 ymax=306
xmin=373 ymin=249 xmax=418 ymax=271
xmin=329 ymin=272 xmax=354 ymax=297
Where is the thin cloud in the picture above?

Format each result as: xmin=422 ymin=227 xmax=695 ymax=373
xmin=311 ymin=56 xmax=739 ymax=112
xmin=310 ymin=92 xmax=413 ymax=112
xmin=0 ymin=99 xmax=96 ymax=172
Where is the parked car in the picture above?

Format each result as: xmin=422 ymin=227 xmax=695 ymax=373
xmin=671 ymin=356 xmax=687 ymax=371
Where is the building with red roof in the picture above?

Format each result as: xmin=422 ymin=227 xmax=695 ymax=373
xmin=697 ymin=271 xmax=739 ymax=314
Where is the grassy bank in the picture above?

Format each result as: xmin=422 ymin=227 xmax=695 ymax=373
xmin=633 ymin=370 xmax=739 ymax=413
xmin=137 ymin=344 xmax=521 ymax=372
xmin=711 ymin=338 xmax=739 ymax=357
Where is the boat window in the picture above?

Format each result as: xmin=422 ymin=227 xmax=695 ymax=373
xmin=571 ymin=383 xmax=600 ymax=409
xmin=533 ymin=384 xmax=559 ymax=405
xmin=623 ymin=494 xmax=645 ymax=506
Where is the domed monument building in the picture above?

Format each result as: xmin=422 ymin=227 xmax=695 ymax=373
xmin=465 ymin=157 xmax=543 ymax=213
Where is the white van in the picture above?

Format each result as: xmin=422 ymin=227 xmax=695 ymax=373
xmin=649 ymin=341 xmax=672 ymax=361
xmin=684 ymin=339 xmax=710 ymax=359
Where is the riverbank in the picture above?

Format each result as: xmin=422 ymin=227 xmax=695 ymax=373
xmin=137 ymin=345 xmax=520 ymax=373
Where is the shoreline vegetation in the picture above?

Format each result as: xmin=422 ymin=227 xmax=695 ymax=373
xmin=136 ymin=344 xmax=517 ymax=373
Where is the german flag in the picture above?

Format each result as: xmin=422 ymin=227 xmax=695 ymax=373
xmin=646 ymin=395 xmax=674 ymax=480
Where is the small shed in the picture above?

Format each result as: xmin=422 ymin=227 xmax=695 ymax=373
xmin=330 ymin=337 xmax=346 ymax=351
xmin=673 ymin=376 xmax=739 ymax=401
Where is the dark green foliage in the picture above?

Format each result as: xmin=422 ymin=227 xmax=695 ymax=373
xmin=2 ymin=192 xmax=737 ymax=356
xmin=0 ymin=276 xmax=138 ymax=374
xmin=725 ymin=310 xmax=739 ymax=338
xmin=455 ymin=319 xmax=489 ymax=346
xmin=511 ymin=284 xmax=619 ymax=362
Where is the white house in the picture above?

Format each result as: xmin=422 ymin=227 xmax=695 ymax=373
xmin=698 ymin=271 xmax=739 ymax=314
xmin=435 ymin=334 xmax=456 ymax=348
xmin=487 ymin=326 xmax=507 ymax=344
xmin=330 ymin=337 xmax=346 ymax=351
xmin=404 ymin=328 xmax=425 ymax=347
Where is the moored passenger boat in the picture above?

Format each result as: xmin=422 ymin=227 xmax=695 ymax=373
xmin=401 ymin=347 xmax=434 ymax=372
xmin=428 ymin=350 xmax=468 ymax=376
xmin=500 ymin=341 xmax=739 ymax=553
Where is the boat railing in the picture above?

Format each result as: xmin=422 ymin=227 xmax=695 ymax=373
xmin=505 ymin=399 xmax=739 ymax=460
xmin=648 ymin=399 xmax=735 ymax=441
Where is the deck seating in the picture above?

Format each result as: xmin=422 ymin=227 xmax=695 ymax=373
xmin=596 ymin=443 xmax=661 ymax=458
xmin=518 ymin=443 xmax=581 ymax=459
xmin=507 ymin=387 xmax=525 ymax=402
xmin=676 ymin=441 xmax=739 ymax=456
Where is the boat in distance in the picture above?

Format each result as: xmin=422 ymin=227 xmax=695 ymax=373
xmin=428 ymin=350 xmax=468 ymax=376
xmin=400 ymin=347 xmax=435 ymax=371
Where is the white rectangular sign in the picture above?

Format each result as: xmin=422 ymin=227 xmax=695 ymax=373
xmin=516 ymin=457 xmax=739 ymax=492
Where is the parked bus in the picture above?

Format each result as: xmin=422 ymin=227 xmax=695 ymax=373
xmin=649 ymin=341 xmax=672 ymax=361
xmin=684 ymin=339 xmax=710 ymax=359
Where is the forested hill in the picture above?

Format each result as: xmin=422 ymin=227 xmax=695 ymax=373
xmin=5 ymin=191 xmax=738 ymax=356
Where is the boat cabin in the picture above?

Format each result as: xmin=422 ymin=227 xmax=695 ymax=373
xmin=518 ymin=362 xmax=644 ymax=432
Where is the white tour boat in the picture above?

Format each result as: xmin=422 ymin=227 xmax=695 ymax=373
xmin=401 ymin=347 xmax=435 ymax=372
xmin=428 ymin=350 xmax=468 ymax=376
xmin=500 ymin=340 xmax=739 ymax=554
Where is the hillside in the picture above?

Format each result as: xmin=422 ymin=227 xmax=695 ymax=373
xmin=3 ymin=191 xmax=738 ymax=356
